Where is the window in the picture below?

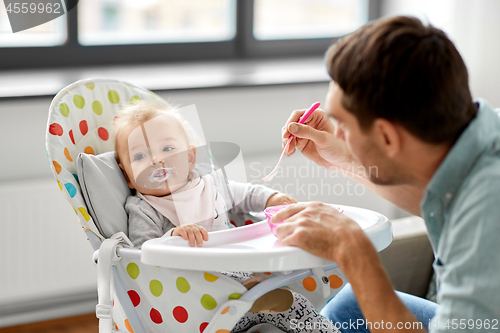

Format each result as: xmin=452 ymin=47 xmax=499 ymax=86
xmin=0 ymin=0 xmax=377 ymax=70
xmin=78 ymin=0 xmax=236 ymax=45
xmin=0 ymin=4 xmax=67 ymax=47
xmin=254 ymin=0 xmax=369 ymax=40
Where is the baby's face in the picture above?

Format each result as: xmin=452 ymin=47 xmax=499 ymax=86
xmin=117 ymin=115 xmax=196 ymax=196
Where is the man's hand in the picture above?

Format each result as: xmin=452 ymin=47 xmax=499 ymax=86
xmin=271 ymin=202 xmax=370 ymax=265
xmin=282 ymin=108 xmax=352 ymax=170
xmin=172 ymin=224 xmax=209 ymax=247
xmin=265 ymin=192 xmax=297 ymax=208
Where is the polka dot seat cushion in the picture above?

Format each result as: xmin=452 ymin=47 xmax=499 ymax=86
xmin=46 ymin=78 xmax=162 ymax=238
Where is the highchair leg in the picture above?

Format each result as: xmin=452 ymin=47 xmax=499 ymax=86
xmin=95 ymin=233 xmax=146 ymax=333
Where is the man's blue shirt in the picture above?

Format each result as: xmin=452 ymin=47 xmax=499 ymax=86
xmin=421 ymin=100 xmax=500 ymax=331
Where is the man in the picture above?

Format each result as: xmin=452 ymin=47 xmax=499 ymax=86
xmin=273 ymin=16 xmax=500 ymax=332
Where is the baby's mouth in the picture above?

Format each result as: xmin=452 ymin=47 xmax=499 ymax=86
xmin=149 ymin=167 xmax=176 ymax=183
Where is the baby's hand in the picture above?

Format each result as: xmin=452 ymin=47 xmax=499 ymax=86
xmin=266 ymin=193 xmax=297 ymax=208
xmin=172 ymin=224 xmax=209 ymax=247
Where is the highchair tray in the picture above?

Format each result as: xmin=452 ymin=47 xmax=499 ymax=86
xmin=141 ymin=204 xmax=392 ymax=272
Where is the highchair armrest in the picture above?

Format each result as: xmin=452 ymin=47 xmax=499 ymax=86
xmin=117 ymin=247 xmax=141 ymax=259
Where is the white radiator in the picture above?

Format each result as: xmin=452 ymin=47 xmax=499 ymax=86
xmin=0 ymin=178 xmax=97 ymax=326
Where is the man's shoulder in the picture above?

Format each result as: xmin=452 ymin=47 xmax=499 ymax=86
xmin=461 ymin=149 xmax=500 ymax=195
xmin=450 ymin=154 xmax=500 ymax=230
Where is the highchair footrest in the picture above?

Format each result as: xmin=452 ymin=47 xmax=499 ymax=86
xmin=96 ymin=304 xmax=112 ymax=319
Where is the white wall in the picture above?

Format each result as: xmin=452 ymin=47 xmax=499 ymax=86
xmin=381 ymin=0 xmax=500 ymax=108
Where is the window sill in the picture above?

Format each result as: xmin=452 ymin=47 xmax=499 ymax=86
xmin=0 ymin=57 xmax=329 ymax=99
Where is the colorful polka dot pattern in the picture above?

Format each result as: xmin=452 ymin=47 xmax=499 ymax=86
xmin=151 ymin=308 xmax=163 ymax=324
xmin=199 ymin=322 xmax=209 ymax=332
xmin=150 ymin=280 xmax=163 ymax=297
xmin=64 ymin=183 xmax=77 ymax=198
xmin=108 ymin=90 xmax=120 ymax=104
xmin=85 ymin=82 xmax=95 ymax=90
xmin=98 ymin=127 xmax=109 ymax=141
xmin=49 ymin=123 xmax=63 ymax=136
xmin=68 ymin=130 xmax=75 ymax=145
xmin=127 ymin=263 xmax=140 ymax=279
xmin=228 ymin=293 xmax=241 ymax=300
xmin=74 ymin=95 xmax=85 ymax=109
xmin=329 ymin=274 xmax=344 ymax=289
xmin=78 ymin=207 xmax=90 ymax=221
xmin=124 ymin=319 xmax=134 ymax=333
xmin=200 ymin=294 xmax=217 ymax=310
xmin=303 ymin=276 xmax=317 ymax=292
xmin=119 ymin=260 xmax=253 ymax=331
xmin=79 ymin=120 xmax=88 ymax=136
xmin=53 ymin=161 xmax=61 ymax=174
xmin=204 ymin=273 xmax=219 ymax=282
xmin=127 ymin=290 xmax=140 ymax=307
xmin=47 ymin=81 xmax=264 ymax=332
xmin=64 ymin=147 xmax=73 ymax=162
xmin=47 ymin=80 xmax=160 ymax=238
xmin=92 ymin=101 xmax=103 ymax=115
xmin=176 ymin=277 xmax=190 ymax=293
xmin=84 ymin=146 xmax=95 ymax=155
xmin=59 ymin=103 xmax=70 ymax=117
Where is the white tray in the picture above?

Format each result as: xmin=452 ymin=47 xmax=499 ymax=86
xmin=141 ymin=205 xmax=392 ymax=272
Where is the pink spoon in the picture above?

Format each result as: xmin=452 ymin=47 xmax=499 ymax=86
xmin=262 ymin=102 xmax=320 ymax=181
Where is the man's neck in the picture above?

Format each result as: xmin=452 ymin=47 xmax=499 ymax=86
xmin=405 ymin=141 xmax=454 ymax=191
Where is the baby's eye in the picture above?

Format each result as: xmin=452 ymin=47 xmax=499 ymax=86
xmin=162 ymin=146 xmax=174 ymax=152
xmin=134 ymin=153 xmax=146 ymax=161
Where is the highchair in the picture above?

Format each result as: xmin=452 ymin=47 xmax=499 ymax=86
xmin=46 ymin=78 xmax=392 ymax=333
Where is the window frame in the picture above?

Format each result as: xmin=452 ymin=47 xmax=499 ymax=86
xmin=0 ymin=0 xmax=379 ymax=71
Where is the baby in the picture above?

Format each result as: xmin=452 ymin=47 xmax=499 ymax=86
xmin=114 ymin=100 xmax=336 ymax=333
xmin=114 ymin=100 xmax=295 ymax=247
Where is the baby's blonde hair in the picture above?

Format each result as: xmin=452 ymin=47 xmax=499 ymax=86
xmin=114 ymin=100 xmax=195 ymax=163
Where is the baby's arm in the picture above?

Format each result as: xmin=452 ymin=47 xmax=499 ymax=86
xmin=229 ymin=181 xmax=296 ymax=214
xmin=171 ymin=225 xmax=209 ymax=247
xmin=265 ymin=192 xmax=297 ymax=207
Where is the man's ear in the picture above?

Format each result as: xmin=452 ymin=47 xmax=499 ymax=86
xmin=372 ymin=118 xmax=401 ymax=158
xmin=119 ymin=163 xmax=135 ymax=189
xmin=187 ymin=145 xmax=197 ymax=170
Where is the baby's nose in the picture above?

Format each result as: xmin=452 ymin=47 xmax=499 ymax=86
xmin=152 ymin=153 xmax=165 ymax=165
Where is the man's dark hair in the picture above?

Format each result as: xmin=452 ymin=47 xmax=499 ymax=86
xmin=326 ymin=16 xmax=476 ymax=143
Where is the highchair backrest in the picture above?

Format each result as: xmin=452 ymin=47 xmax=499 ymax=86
xmin=46 ymin=78 xmax=165 ymax=241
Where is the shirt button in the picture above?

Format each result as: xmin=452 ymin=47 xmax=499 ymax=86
xmin=430 ymin=212 xmax=435 ymax=217
xmin=445 ymin=192 xmax=453 ymax=200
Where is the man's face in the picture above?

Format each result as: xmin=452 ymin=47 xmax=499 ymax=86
xmin=326 ymin=81 xmax=399 ymax=185
xmin=117 ymin=115 xmax=196 ymax=196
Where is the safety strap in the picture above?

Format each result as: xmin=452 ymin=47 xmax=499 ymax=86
xmin=94 ymin=232 xmax=132 ymax=333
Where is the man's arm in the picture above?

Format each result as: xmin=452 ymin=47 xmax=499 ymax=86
xmin=273 ymin=203 xmax=426 ymax=332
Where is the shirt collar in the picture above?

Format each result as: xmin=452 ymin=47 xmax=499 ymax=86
xmin=422 ymin=99 xmax=497 ymax=211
